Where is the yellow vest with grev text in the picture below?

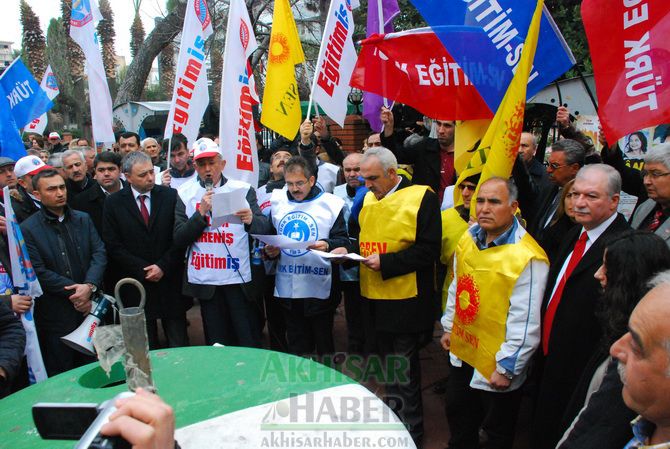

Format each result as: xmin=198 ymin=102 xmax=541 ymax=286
xmin=359 ymin=185 xmax=429 ymax=300
xmin=451 ymin=230 xmax=547 ymax=379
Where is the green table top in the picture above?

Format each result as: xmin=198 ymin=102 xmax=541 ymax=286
xmin=0 ymin=346 xmax=355 ymax=449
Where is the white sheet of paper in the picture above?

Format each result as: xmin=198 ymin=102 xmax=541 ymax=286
xmin=211 ymin=189 xmax=249 ymax=227
xmin=309 ymin=249 xmax=366 ymax=261
xmin=251 ymin=234 xmax=317 ymax=250
xmin=618 ymin=191 xmax=638 ymax=222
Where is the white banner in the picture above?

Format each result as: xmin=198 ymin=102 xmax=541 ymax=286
xmin=164 ymin=0 xmax=213 ymax=146
xmin=3 ymin=186 xmax=47 ymax=383
xmin=24 ymin=65 xmax=59 ymax=136
xmin=69 ymin=0 xmax=115 ymax=144
xmin=219 ymin=0 xmax=260 ymax=187
xmin=311 ymin=0 xmax=360 ymax=127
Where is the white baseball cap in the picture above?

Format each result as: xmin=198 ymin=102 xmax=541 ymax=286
xmin=14 ymin=155 xmax=52 ymax=178
xmin=191 ymin=138 xmax=221 ymax=161
xmin=48 ymin=132 xmax=60 ymax=140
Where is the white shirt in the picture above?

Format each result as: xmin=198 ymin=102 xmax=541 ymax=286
xmin=99 ymin=180 xmax=123 ymax=196
xmin=547 ymin=212 xmax=618 ymax=302
xmin=131 ymin=186 xmax=152 ymax=215
xmin=383 ymin=177 xmax=403 ymax=198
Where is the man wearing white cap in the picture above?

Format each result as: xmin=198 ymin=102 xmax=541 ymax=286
xmin=10 ymin=155 xmax=52 ymax=223
xmin=174 ymin=138 xmax=272 ymax=348
xmin=48 ymin=132 xmax=64 ymax=153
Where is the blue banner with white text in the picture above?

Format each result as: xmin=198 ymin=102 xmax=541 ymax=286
xmin=0 ymin=58 xmax=53 ymax=129
xmin=408 ymin=0 xmax=575 ymax=111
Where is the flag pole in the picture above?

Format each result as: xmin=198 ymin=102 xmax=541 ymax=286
xmin=377 ymin=0 xmax=390 ymax=109
xmin=305 ymin=0 xmax=335 ymax=120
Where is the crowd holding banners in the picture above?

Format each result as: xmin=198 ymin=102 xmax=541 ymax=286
xmin=408 ymin=0 xmax=575 ymax=113
xmin=351 ymin=28 xmax=493 ymax=122
xmin=5 ymin=0 xmax=670 ymax=447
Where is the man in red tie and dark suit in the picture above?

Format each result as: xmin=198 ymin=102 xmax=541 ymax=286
xmin=532 ymin=164 xmax=630 ymax=449
xmin=102 ymin=151 xmax=190 ymax=349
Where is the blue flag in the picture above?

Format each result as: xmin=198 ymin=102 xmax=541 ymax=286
xmin=0 ymin=86 xmax=27 ymax=161
xmin=0 ymin=58 xmax=53 ymax=129
xmin=408 ymin=1 xmax=575 ymax=112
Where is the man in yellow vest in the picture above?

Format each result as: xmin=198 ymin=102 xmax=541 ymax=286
xmin=441 ymin=177 xmax=549 ymax=449
xmin=333 ymin=146 xmax=441 ymax=448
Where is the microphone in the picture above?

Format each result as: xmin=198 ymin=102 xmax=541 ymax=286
xmin=204 ymin=178 xmax=214 ymax=193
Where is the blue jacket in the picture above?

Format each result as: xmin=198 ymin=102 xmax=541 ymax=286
xmin=21 ymin=207 xmax=106 ymax=333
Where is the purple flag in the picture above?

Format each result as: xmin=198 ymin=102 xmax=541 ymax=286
xmin=363 ymin=0 xmax=400 ymax=132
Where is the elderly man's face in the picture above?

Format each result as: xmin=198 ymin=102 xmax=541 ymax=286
xmin=518 ymin=132 xmax=537 ymax=164
xmin=475 ymin=179 xmax=517 ymax=236
xmin=343 ymin=154 xmax=362 ymax=188
xmin=143 ymin=140 xmax=160 ymax=159
xmin=194 ymin=155 xmax=226 ymax=185
xmin=643 ymin=162 xmax=670 ymax=207
xmin=360 ymin=157 xmax=397 ymax=200
xmin=611 ymin=285 xmax=670 ymax=424
xmin=571 ymin=170 xmax=619 ymax=230
xmin=62 ymin=154 xmax=86 ymax=182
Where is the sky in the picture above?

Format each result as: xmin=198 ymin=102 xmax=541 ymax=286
xmin=3 ymin=0 xmax=167 ymax=63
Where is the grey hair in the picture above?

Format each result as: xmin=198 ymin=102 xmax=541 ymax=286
xmin=644 ymin=143 xmax=670 ymax=169
xmin=47 ymin=154 xmax=63 ymax=168
xmin=141 ymin=137 xmax=158 ymax=149
xmin=522 ymin=131 xmax=538 ymax=149
xmin=361 ymin=146 xmax=398 ymax=171
xmin=61 ymin=149 xmax=85 ymax=163
xmin=480 ymin=177 xmax=518 ymax=205
xmin=122 ymin=151 xmax=152 ymax=174
xmin=79 ymin=146 xmax=96 ymax=154
xmin=576 ymin=164 xmax=622 ymax=197
xmin=343 ymin=152 xmax=363 ymax=164
xmin=552 ymin=139 xmax=586 ymax=167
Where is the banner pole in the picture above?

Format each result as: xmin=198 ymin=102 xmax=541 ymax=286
xmin=305 ymin=0 xmax=335 ymax=120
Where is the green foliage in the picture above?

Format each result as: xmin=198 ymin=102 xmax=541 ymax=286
xmin=46 ymin=18 xmax=74 ymax=106
xmin=546 ymin=0 xmax=592 ymax=77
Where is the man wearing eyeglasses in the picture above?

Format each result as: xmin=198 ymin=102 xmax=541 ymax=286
xmin=526 ymin=139 xmax=585 ymax=242
xmin=264 ymin=156 xmax=349 ymax=357
xmin=630 ymin=144 xmax=670 ymax=243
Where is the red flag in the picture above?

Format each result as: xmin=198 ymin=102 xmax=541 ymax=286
xmin=350 ymin=29 xmax=492 ymax=121
xmin=582 ymin=0 xmax=670 ymax=144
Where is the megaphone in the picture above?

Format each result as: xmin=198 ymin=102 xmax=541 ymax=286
xmin=61 ymin=294 xmax=114 ymax=356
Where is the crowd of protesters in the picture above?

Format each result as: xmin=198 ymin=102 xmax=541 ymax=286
xmin=1 ymin=105 xmax=670 ymax=449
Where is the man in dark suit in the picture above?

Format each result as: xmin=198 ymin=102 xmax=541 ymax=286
xmin=532 ymin=164 xmax=630 ymax=449
xmin=71 ymin=151 xmax=123 ymax=234
xmin=629 ymin=144 xmax=670 ymax=244
xmin=103 ymin=152 xmax=189 ymax=349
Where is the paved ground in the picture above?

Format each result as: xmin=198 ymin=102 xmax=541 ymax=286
xmin=180 ymin=301 xmax=534 ymax=449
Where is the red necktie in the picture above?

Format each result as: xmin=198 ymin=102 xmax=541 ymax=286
xmin=139 ymin=195 xmax=149 ymax=226
xmin=648 ymin=209 xmax=665 ymax=232
xmin=542 ymin=231 xmax=588 ymax=355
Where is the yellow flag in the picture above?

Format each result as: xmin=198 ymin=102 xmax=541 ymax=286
xmin=453 ymin=0 xmax=544 ymax=213
xmin=454 ymin=119 xmax=491 ymax=175
xmin=260 ymin=0 xmax=306 ymax=139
